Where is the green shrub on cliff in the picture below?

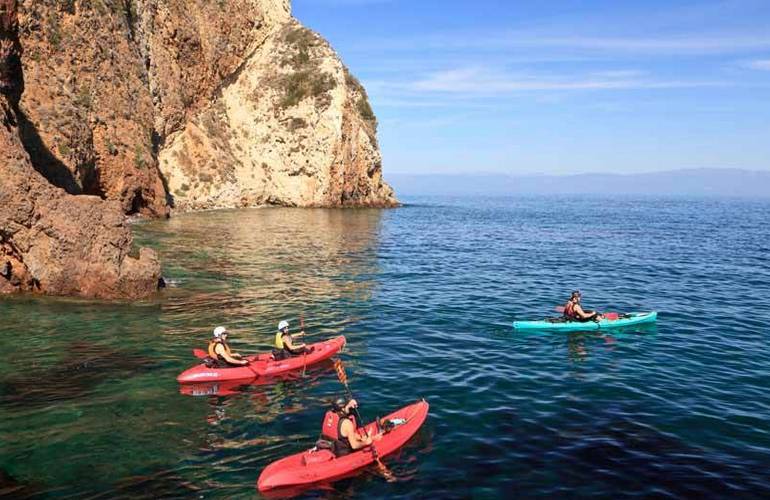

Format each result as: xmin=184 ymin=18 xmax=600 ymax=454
xmin=272 ymin=24 xmax=337 ymax=110
xmin=282 ymin=27 xmax=319 ymax=68
xmin=279 ymin=70 xmax=336 ymax=109
xmin=357 ymin=97 xmax=376 ymax=127
xmin=47 ymin=12 xmax=62 ymax=50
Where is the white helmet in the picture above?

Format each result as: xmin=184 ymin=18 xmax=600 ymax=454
xmin=278 ymin=320 xmax=289 ymax=331
xmin=213 ymin=326 xmax=227 ymax=338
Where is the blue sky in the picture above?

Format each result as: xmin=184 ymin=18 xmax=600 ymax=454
xmin=293 ymin=0 xmax=770 ymax=175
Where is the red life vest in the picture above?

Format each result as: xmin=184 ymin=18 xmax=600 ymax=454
xmin=321 ymin=410 xmax=357 ymax=441
xmin=564 ymin=300 xmax=577 ymax=319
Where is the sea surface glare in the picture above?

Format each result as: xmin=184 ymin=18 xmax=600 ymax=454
xmin=1 ymin=195 xmax=770 ymax=498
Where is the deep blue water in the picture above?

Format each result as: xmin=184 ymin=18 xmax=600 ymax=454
xmin=1 ymin=195 xmax=770 ymax=498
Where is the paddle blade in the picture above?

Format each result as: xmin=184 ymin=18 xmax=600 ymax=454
xmin=371 ymin=445 xmax=396 ymax=482
xmin=554 ymin=306 xmax=565 ymax=313
xmin=333 ymin=359 xmax=348 ymax=385
xmin=193 ymin=348 xmax=207 ymax=359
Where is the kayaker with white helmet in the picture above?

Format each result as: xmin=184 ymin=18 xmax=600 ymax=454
xmin=563 ymin=291 xmax=603 ymax=322
xmin=207 ymin=326 xmax=249 ymax=366
xmin=321 ymin=398 xmax=381 ymax=456
xmin=274 ymin=320 xmax=312 ymax=359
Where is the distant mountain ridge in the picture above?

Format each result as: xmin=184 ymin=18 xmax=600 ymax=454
xmin=386 ymin=169 xmax=770 ymax=198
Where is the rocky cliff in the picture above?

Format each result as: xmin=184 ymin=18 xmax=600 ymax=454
xmin=1 ymin=0 xmax=395 ymax=299
xmin=159 ymin=20 xmax=395 ymax=209
xmin=17 ymin=0 xmax=395 ymax=212
xmin=1 ymin=0 xmax=161 ymax=299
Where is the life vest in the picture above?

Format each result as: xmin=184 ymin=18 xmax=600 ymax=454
xmin=321 ymin=410 xmax=357 ymax=442
xmin=564 ymin=300 xmax=577 ymax=319
xmin=275 ymin=331 xmax=300 ymax=354
xmin=207 ymin=340 xmax=233 ymax=361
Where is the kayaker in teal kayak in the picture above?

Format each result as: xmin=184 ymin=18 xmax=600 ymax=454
xmin=563 ymin=291 xmax=604 ymax=322
xmin=320 ymin=398 xmax=381 ymax=456
xmin=207 ymin=326 xmax=249 ymax=367
xmin=274 ymin=320 xmax=313 ymax=359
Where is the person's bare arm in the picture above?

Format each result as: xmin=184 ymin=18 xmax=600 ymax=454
xmin=575 ymin=304 xmax=601 ymax=319
xmin=284 ymin=335 xmax=306 ymax=350
xmin=341 ymin=419 xmax=374 ymax=450
xmin=574 ymin=304 xmax=591 ymax=319
xmin=216 ymin=344 xmax=248 ymax=365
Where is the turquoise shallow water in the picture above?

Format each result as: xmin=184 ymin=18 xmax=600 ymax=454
xmin=2 ymin=195 xmax=770 ymax=498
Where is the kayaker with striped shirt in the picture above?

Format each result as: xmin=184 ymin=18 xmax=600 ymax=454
xmin=563 ymin=291 xmax=603 ymax=322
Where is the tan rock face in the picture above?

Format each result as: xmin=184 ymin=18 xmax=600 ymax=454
xmin=158 ymin=21 xmax=397 ymax=210
xmin=16 ymin=0 xmax=392 ymax=215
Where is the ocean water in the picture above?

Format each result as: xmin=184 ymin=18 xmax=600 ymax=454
xmin=1 ymin=195 xmax=770 ymax=499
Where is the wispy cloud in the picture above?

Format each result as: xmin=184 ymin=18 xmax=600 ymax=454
xmin=298 ymin=0 xmax=392 ymax=6
xmin=392 ymin=67 xmax=726 ymax=94
xmin=744 ymin=59 xmax=770 ymax=70
xmin=352 ymin=32 xmax=770 ymax=56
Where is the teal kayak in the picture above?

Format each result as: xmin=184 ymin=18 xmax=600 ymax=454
xmin=513 ymin=311 xmax=657 ymax=331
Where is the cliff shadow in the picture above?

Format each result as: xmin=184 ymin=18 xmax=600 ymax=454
xmin=15 ymin=107 xmax=81 ymax=195
xmin=152 ymin=129 xmax=174 ymax=208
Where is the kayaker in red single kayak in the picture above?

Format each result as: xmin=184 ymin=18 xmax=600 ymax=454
xmin=320 ymin=398 xmax=382 ymax=456
xmin=563 ymin=291 xmax=604 ymax=322
xmin=274 ymin=320 xmax=313 ymax=360
xmin=207 ymin=326 xmax=249 ymax=367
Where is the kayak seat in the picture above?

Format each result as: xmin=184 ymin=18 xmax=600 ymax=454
xmin=204 ymin=357 xmax=237 ymax=369
xmin=303 ymin=449 xmax=335 ymax=465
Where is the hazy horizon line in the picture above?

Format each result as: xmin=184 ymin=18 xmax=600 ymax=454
xmin=385 ymin=167 xmax=770 ymax=178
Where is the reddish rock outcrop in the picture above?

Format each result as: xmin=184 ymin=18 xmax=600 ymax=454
xmin=1 ymin=0 xmax=160 ymax=299
xmin=3 ymin=0 xmax=395 ymax=300
xmin=17 ymin=0 xmax=168 ymax=216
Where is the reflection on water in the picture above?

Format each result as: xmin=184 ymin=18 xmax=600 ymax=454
xmin=3 ymin=197 xmax=770 ymax=498
xmin=139 ymin=208 xmax=386 ymax=351
xmin=0 ymin=207 xmax=388 ymax=498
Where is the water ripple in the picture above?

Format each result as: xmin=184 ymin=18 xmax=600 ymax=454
xmin=1 ymin=197 xmax=770 ymax=498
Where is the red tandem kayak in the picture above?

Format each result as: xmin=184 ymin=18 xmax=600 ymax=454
xmin=176 ymin=336 xmax=346 ymax=383
xmin=257 ymin=399 xmax=429 ymax=492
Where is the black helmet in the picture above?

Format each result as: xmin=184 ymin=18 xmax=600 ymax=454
xmin=332 ymin=398 xmax=347 ymax=411
xmin=571 ymin=290 xmax=581 ymax=299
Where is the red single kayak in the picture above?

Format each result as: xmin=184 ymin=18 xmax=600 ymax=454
xmin=176 ymin=336 xmax=346 ymax=383
xmin=257 ymin=399 xmax=429 ymax=493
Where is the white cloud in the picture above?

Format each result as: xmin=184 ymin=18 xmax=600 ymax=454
xmin=350 ymin=32 xmax=770 ymax=56
xmin=403 ymin=67 xmax=724 ymax=94
xmin=744 ymin=59 xmax=770 ymax=70
xmin=297 ymin=0 xmax=392 ymax=5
